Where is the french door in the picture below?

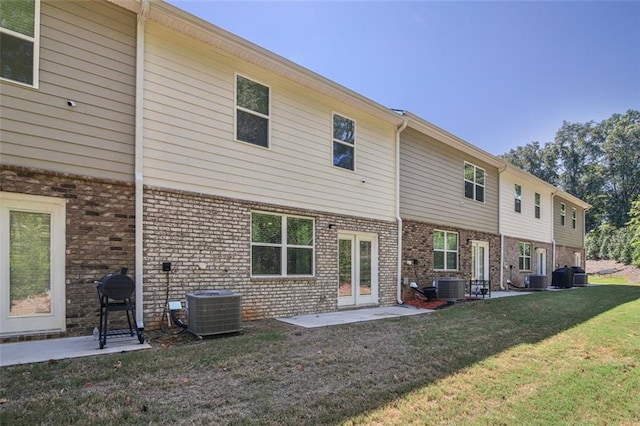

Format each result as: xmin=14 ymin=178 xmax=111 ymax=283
xmin=0 ymin=193 xmax=66 ymax=336
xmin=536 ymin=248 xmax=547 ymax=276
xmin=471 ymin=241 xmax=489 ymax=281
xmin=338 ymin=232 xmax=378 ymax=307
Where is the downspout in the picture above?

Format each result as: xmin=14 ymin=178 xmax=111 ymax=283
xmin=498 ymin=164 xmax=507 ymax=290
xmin=551 ymin=190 xmax=558 ymax=270
xmin=395 ymin=118 xmax=408 ymax=304
xmin=135 ymin=0 xmax=149 ymax=330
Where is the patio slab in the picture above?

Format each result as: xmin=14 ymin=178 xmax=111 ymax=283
xmin=279 ymin=305 xmax=432 ymax=328
xmin=0 ymin=335 xmax=150 ymax=367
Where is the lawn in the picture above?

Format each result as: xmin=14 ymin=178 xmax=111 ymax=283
xmin=1 ymin=285 xmax=639 ymax=425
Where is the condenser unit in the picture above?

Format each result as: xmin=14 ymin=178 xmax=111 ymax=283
xmin=435 ymin=277 xmax=466 ymax=301
xmin=186 ymin=290 xmax=242 ymax=337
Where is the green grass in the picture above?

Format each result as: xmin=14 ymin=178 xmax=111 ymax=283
xmin=587 ymin=275 xmax=629 ymax=285
xmin=1 ymin=285 xmax=639 ymax=425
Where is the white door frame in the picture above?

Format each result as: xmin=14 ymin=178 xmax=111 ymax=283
xmin=338 ymin=232 xmax=378 ymax=307
xmin=536 ymin=248 xmax=547 ymax=276
xmin=0 ymin=192 xmax=66 ymax=336
xmin=471 ymin=240 xmax=489 ymax=281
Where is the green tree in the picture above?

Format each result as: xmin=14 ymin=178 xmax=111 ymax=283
xmin=627 ymin=197 xmax=640 ymax=268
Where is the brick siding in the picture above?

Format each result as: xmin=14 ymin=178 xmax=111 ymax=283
xmin=401 ymin=219 xmax=501 ymax=300
xmin=1 ymin=166 xmax=135 ymax=341
xmin=502 ymin=237 xmax=554 ymax=288
xmin=142 ymin=187 xmax=398 ymax=328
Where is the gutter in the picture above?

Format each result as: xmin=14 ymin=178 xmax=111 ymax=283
xmin=497 ymin=164 xmax=508 ymax=290
xmin=134 ymin=0 xmax=150 ymax=330
xmin=395 ymin=118 xmax=408 ymax=304
xmin=551 ymin=190 xmax=558 ymax=270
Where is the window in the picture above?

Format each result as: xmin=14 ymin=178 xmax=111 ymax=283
xmin=560 ymin=203 xmax=566 ymax=226
xmin=464 ymin=162 xmax=485 ymax=202
xmin=572 ymin=208 xmax=577 ymax=229
xmin=236 ymin=74 xmax=270 ymax=147
xmin=514 ymin=184 xmax=522 ymax=213
xmin=534 ymin=193 xmax=541 ymax=219
xmin=434 ymin=230 xmax=458 ymax=270
xmin=333 ymin=113 xmax=355 ymax=170
xmin=518 ymin=242 xmax=531 ymax=271
xmin=251 ymin=212 xmax=314 ymax=276
xmin=0 ymin=0 xmax=39 ymax=87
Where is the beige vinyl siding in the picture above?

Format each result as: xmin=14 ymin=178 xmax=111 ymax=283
xmin=500 ymin=171 xmax=552 ymax=242
xmin=142 ymin=23 xmax=397 ymax=220
xmin=399 ymin=127 xmax=498 ymax=233
xmin=0 ymin=0 xmax=136 ymax=182
xmin=554 ymin=197 xmax=584 ymax=248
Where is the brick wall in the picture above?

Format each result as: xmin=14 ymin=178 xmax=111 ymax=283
xmin=142 ymin=187 xmax=398 ymax=328
xmin=401 ymin=219 xmax=501 ymax=300
xmin=1 ymin=166 xmax=135 ymax=341
xmin=555 ymin=244 xmax=585 ymax=270
xmin=502 ymin=237 xmax=553 ymax=288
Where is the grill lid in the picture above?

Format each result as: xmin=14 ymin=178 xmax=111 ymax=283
xmin=98 ymin=272 xmax=135 ymax=300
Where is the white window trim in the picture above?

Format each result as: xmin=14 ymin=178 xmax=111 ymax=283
xmin=331 ymin=111 xmax=357 ymax=172
xmin=572 ymin=208 xmax=577 ymax=229
xmin=534 ymin=192 xmax=541 ymax=219
xmin=434 ymin=229 xmax=459 ymax=271
xmin=560 ymin=202 xmax=566 ymax=226
xmin=250 ymin=211 xmax=315 ymax=278
xmin=514 ymin=184 xmax=522 ymax=213
xmin=234 ymin=73 xmax=271 ymax=149
xmin=464 ymin=162 xmax=485 ymax=203
xmin=0 ymin=0 xmax=40 ymax=88
xmin=519 ymin=242 xmax=532 ymax=271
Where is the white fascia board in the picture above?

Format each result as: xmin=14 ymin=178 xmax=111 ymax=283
xmin=106 ymin=0 xmax=404 ymax=127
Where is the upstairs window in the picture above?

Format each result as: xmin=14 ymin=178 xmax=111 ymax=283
xmin=332 ymin=113 xmax=355 ymax=170
xmin=514 ymin=184 xmax=522 ymax=213
xmin=534 ymin=193 xmax=541 ymax=219
xmin=560 ymin=203 xmax=566 ymax=226
xmin=236 ymin=74 xmax=270 ymax=148
xmin=251 ymin=212 xmax=314 ymax=277
xmin=434 ymin=230 xmax=458 ymax=271
xmin=0 ymin=0 xmax=39 ymax=87
xmin=464 ymin=162 xmax=485 ymax=202
xmin=518 ymin=242 xmax=531 ymax=271
xmin=572 ymin=208 xmax=577 ymax=229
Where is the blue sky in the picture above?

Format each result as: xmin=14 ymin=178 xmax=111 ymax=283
xmin=166 ymin=0 xmax=640 ymax=155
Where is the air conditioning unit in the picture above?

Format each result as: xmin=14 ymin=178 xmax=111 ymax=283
xmin=435 ymin=278 xmax=466 ymax=301
xmin=186 ymin=290 xmax=242 ymax=337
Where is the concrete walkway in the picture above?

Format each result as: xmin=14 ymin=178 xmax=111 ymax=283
xmin=279 ymin=305 xmax=432 ymax=328
xmin=0 ymin=335 xmax=150 ymax=367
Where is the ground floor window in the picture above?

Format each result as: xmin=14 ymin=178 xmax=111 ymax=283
xmin=518 ymin=242 xmax=531 ymax=271
xmin=251 ymin=211 xmax=314 ymax=277
xmin=434 ymin=230 xmax=458 ymax=270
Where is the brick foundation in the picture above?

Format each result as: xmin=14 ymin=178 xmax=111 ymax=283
xmin=401 ymin=219 xmax=500 ymax=300
xmin=1 ymin=166 xmax=135 ymax=341
xmin=142 ymin=187 xmax=398 ymax=328
xmin=502 ymin=237 xmax=553 ymax=288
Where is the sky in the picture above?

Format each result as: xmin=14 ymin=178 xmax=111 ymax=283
xmin=165 ymin=0 xmax=640 ymax=155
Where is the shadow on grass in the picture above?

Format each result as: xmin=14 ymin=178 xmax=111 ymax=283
xmin=1 ymin=285 xmax=638 ymax=425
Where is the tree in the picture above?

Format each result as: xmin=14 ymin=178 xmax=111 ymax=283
xmin=627 ymin=196 xmax=640 ymax=268
xmin=596 ymin=110 xmax=640 ymax=227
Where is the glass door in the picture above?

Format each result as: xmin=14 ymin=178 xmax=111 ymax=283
xmin=338 ymin=232 xmax=378 ymax=307
xmin=536 ymin=248 xmax=547 ymax=276
xmin=471 ymin=241 xmax=489 ymax=280
xmin=1 ymin=193 xmax=65 ymax=336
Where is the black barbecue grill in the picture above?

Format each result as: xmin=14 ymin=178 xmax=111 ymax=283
xmin=96 ymin=268 xmax=144 ymax=349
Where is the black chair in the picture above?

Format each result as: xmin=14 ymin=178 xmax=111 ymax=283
xmin=469 ymin=279 xmax=491 ymax=298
